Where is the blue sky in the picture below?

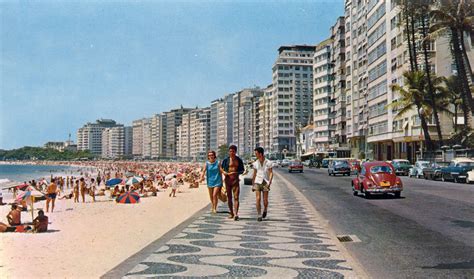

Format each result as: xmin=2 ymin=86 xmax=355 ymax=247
xmin=0 ymin=0 xmax=344 ymax=150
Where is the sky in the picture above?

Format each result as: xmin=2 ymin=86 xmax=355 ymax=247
xmin=0 ymin=0 xmax=344 ymax=150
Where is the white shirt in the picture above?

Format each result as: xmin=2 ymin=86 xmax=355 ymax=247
xmin=252 ymin=159 xmax=272 ymax=184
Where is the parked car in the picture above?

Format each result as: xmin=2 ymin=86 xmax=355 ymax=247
xmin=347 ymin=159 xmax=361 ymax=174
xmin=439 ymin=158 xmax=474 ymax=183
xmin=422 ymin=162 xmax=449 ymax=180
xmin=321 ymin=158 xmax=329 ymax=168
xmin=288 ymin=161 xmax=304 ymax=173
xmin=328 ymin=160 xmax=351 ymax=176
xmin=352 ymin=161 xmax=403 ymax=198
xmin=409 ymin=160 xmax=431 ymax=178
xmin=391 ymin=159 xmax=412 ymax=176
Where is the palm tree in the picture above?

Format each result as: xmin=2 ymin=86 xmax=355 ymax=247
xmin=388 ymin=71 xmax=434 ymax=150
xmin=430 ymin=0 xmax=474 ymax=117
xmin=438 ymin=75 xmax=465 ymax=132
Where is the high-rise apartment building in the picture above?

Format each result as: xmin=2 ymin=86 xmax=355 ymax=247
xmin=330 ymin=16 xmax=350 ymax=157
xmin=177 ymin=108 xmax=211 ymax=160
xmin=233 ymin=88 xmax=264 ymax=156
xmin=343 ymin=0 xmax=465 ymax=161
xmin=271 ymin=45 xmax=316 ymax=155
xmin=132 ymin=118 xmax=152 ymax=158
xmin=211 ymin=94 xmax=234 ymax=152
xmin=262 ymin=85 xmax=274 ymax=153
xmin=313 ymin=39 xmax=334 ymax=152
xmin=77 ymin=119 xmax=119 ymax=155
xmin=164 ymin=107 xmax=194 ymax=158
xmin=102 ymin=126 xmax=126 ymax=159
xmin=151 ymin=113 xmax=166 ymax=159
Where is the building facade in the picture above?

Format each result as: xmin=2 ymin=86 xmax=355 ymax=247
xmin=132 ymin=118 xmax=152 ymax=159
xmin=271 ymin=45 xmax=316 ymax=156
xmin=164 ymin=107 xmax=194 ymax=159
xmin=77 ymin=119 xmax=119 ymax=155
xmin=102 ymin=126 xmax=126 ymax=159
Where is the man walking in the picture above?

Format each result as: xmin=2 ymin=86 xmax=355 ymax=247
xmin=252 ymin=147 xmax=273 ymax=221
xmin=221 ymin=145 xmax=245 ymax=221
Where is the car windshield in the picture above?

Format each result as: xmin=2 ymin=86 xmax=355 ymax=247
xmin=420 ymin=162 xmax=430 ymax=167
xmin=458 ymin=162 xmax=474 ymax=167
xmin=334 ymin=161 xmax=348 ymax=165
xmin=370 ymin=166 xmax=393 ymax=174
xmin=394 ymin=161 xmax=410 ymax=166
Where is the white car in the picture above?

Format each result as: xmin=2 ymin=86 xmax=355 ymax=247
xmin=409 ymin=161 xmax=430 ymax=178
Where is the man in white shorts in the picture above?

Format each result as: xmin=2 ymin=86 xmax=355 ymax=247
xmin=252 ymin=147 xmax=273 ymax=222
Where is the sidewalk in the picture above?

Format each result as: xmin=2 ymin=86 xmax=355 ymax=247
xmin=103 ymin=172 xmax=362 ymax=278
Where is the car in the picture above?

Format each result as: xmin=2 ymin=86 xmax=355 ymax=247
xmin=439 ymin=158 xmax=474 ymax=183
xmin=281 ymin=159 xmax=291 ymax=167
xmin=409 ymin=160 xmax=431 ymax=178
xmin=288 ymin=161 xmax=304 ymax=173
xmin=347 ymin=159 xmax=361 ymax=174
xmin=391 ymin=159 xmax=412 ymax=176
xmin=352 ymin=161 xmax=403 ymax=199
xmin=321 ymin=158 xmax=329 ymax=168
xmin=328 ymin=160 xmax=351 ymax=176
xmin=422 ymin=161 xmax=449 ymax=180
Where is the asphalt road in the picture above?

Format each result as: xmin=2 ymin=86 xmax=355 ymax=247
xmin=276 ymin=167 xmax=474 ymax=279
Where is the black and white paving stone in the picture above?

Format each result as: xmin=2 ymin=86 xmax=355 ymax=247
xmin=122 ymin=177 xmax=357 ymax=278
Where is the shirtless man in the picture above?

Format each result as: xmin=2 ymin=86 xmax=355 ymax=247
xmin=220 ymin=145 xmax=245 ymax=221
xmin=80 ymin=177 xmax=87 ymax=203
xmin=7 ymin=204 xmax=21 ymax=226
xmin=33 ymin=210 xmax=48 ymax=233
xmin=46 ymin=178 xmax=58 ymax=213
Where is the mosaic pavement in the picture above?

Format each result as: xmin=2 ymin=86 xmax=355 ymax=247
xmin=122 ymin=176 xmax=358 ymax=278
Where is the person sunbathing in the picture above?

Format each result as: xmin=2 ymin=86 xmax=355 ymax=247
xmin=33 ymin=210 xmax=48 ymax=233
xmin=7 ymin=204 xmax=21 ymax=226
xmin=59 ymin=191 xmax=74 ymax=200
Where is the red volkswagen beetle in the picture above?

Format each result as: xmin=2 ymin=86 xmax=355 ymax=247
xmin=352 ymin=161 xmax=403 ymax=198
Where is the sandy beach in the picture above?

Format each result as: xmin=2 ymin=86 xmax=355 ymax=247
xmin=0 ymin=182 xmax=210 ymax=278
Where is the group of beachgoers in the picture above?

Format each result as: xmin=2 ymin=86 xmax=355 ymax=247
xmin=0 ymin=161 xmax=205 ymax=233
xmin=0 ymin=146 xmax=273 ymax=233
xmin=201 ymin=145 xmax=273 ymax=222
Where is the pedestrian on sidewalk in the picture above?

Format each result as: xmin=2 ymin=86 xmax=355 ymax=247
xmin=252 ymin=147 xmax=273 ymax=221
xmin=200 ymin=150 xmax=223 ymax=214
xmin=220 ymin=145 xmax=245 ymax=221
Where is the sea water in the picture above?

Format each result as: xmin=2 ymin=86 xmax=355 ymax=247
xmin=0 ymin=164 xmax=81 ymax=184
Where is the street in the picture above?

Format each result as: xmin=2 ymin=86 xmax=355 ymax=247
xmin=276 ymin=167 xmax=474 ymax=278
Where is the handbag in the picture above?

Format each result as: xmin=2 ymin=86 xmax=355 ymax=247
xmin=218 ymin=186 xmax=228 ymax=202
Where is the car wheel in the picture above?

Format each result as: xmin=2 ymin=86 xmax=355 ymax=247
xmin=454 ymin=176 xmax=459 ymax=183
xmin=467 ymin=177 xmax=471 ymax=184
xmin=300 ymin=170 xmax=303 ymax=173
xmin=394 ymin=192 xmax=401 ymax=198
xmin=441 ymin=174 xmax=446 ymax=182
xmin=352 ymin=183 xmax=358 ymax=196
xmin=424 ymin=174 xmax=428 ymax=180
xmin=417 ymin=173 xmax=422 ymax=179
xmin=365 ymin=191 xmax=371 ymax=199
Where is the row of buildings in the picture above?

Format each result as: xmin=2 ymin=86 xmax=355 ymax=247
xmin=75 ymin=0 xmax=474 ymax=162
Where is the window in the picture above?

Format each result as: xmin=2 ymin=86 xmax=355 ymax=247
xmin=367 ymin=2 xmax=386 ymax=30
xmin=368 ymin=61 xmax=387 ymax=82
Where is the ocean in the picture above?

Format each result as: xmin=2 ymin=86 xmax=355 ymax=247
xmin=0 ymin=164 xmax=81 ymax=184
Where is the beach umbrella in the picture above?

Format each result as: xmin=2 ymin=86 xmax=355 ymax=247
xmin=125 ymin=176 xmax=143 ymax=186
xmin=105 ymin=178 xmax=123 ymax=187
xmin=15 ymin=183 xmax=30 ymax=191
xmin=125 ymin=172 xmax=135 ymax=178
xmin=116 ymin=191 xmax=140 ymax=204
xmin=16 ymin=189 xmax=45 ymax=221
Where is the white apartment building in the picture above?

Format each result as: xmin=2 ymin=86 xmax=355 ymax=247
xmin=262 ymin=85 xmax=274 ymax=153
xmin=271 ymin=45 xmax=315 ymax=156
xmin=77 ymin=119 xmax=119 ymax=155
xmin=177 ymin=108 xmax=211 ymax=161
xmin=151 ymin=113 xmax=166 ymax=159
xmin=132 ymin=118 xmax=152 ymax=158
xmin=233 ymin=88 xmax=264 ymax=156
xmin=313 ymin=39 xmax=334 ymax=152
xmin=102 ymin=126 xmax=126 ymax=159
xmin=330 ymin=16 xmax=350 ymax=157
xmin=343 ymin=0 xmax=469 ymax=161
xmin=211 ymin=94 xmax=234 ymax=152
xmin=164 ymin=107 xmax=194 ymax=159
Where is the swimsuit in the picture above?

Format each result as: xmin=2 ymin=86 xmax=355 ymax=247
xmin=47 ymin=193 xmax=57 ymax=199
